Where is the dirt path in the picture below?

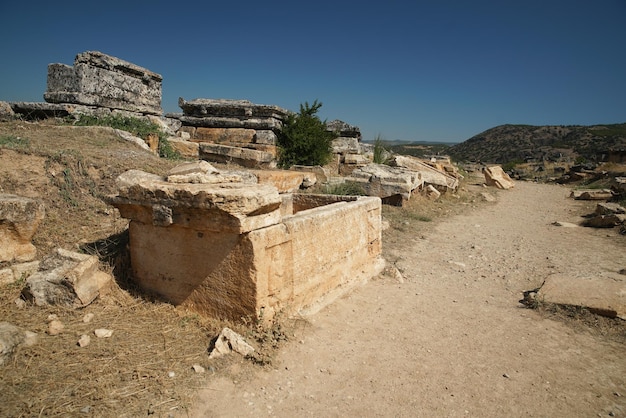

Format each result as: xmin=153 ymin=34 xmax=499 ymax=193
xmin=192 ymin=182 xmax=626 ymax=417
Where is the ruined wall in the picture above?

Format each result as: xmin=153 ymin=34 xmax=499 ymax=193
xmin=44 ymin=51 xmax=162 ymax=115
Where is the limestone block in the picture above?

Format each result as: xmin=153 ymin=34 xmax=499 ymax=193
xmin=251 ymin=170 xmax=306 ymax=193
xmin=332 ymin=137 xmax=360 ymax=154
xmin=344 ymin=154 xmax=369 ymax=165
xmin=326 ymin=120 xmax=361 ymax=139
xmin=109 ymin=168 xmax=282 ymax=234
xmin=44 ymin=51 xmax=162 ymax=115
xmin=193 ymin=127 xmax=256 ymax=144
xmin=254 ymin=130 xmax=277 ymax=145
xmin=538 ymin=272 xmax=626 ymax=319
xmin=390 ymin=155 xmax=459 ymax=191
xmin=0 ymin=194 xmax=45 ymax=263
xmin=483 ymin=166 xmax=515 ymax=189
xmin=348 ymin=164 xmax=423 ymax=203
xmin=178 ymin=115 xmax=283 ymax=130
xmin=291 ymin=165 xmax=328 ymax=183
xmin=21 ymin=249 xmax=112 ymax=307
xmin=0 ymin=101 xmax=15 ymax=121
xmin=572 ymin=189 xmax=613 ymax=200
xmin=179 ymin=97 xmax=289 ymax=120
xmin=199 ymin=143 xmax=276 ymax=169
xmin=167 ymin=137 xmax=199 ymax=158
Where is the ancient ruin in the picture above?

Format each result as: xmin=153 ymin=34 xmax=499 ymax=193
xmin=168 ymin=98 xmax=290 ymax=168
xmin=44 ymin=51 xmax=162 ymax=115
xmin=108 ymin=161 xmax=384 ymax=321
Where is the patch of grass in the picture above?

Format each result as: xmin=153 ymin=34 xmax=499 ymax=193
xmin=322 ymin=182 xmax=367 ymax=196
xmin=72 ymin=114 xmax=181 ymax=160
xmin=0 ymin=134 xmax=30 ymax=150
xmin=373 ymin=134 xmax=388 ymax=164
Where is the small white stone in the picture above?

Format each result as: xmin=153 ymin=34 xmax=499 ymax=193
xmin=48 ymin=320 xmax=64 ymax=335
xmin=168 ymin=371 xmax=176 ymax=378
xmin=94 ymin=328 xmax=113 ymax=338
xmin=192 ymin=364 xmax=205 ymax=373
xmin=47 ymin=314 xmax=59 ymax=322
xmin=82 ymin=313 xmax=95 ymax=323
xmin=78 ymin=334 xmax=91 ymax=347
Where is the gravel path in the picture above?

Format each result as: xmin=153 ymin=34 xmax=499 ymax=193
xmin=192 ymin=181 xmax=626 ymax=417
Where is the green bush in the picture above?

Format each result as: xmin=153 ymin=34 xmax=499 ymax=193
xmin=277 ymin=100 xmax=336 ymax=168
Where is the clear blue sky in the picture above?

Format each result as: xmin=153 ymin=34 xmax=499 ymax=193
xmin=1 ymin=0 xmax=625 ymax=143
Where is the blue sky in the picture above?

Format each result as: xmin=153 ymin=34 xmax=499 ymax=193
xmin=1 ymin=0 xmax=625 ymax=143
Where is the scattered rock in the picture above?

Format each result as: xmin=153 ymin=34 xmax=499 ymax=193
xmin=570 ymin=189 xmax=613 ymax=200
xmin=0 ymin=194 xmax=45 ymax=263
xmin=48 ymin=320 xmax=64 ymax=336
xmin=209 ymin=327 xmax=255 ymax=359
xmin=0 ymin=322 xmax=38 ymax=366
xmin=483 ymin=166 xmax=515 ymax=190
xmin=82 ymin=313 xmax=95 ymax=323
xmin=21 ymin=248 xmax=112 ymax=308
xmin=78 ymin=334 xmax=91 ymax=347
xmin=192 ymin=364 xmax=206 ymax=373
xmin=94 ymin=328 xmax=113 ymax=338
xmin=480 ymin=192 xmax=496 ymax=202
xmin=551 ymin=221 xmax=579 ymax=228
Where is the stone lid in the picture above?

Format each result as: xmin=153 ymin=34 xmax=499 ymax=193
xmin=75 ymin=51 xmax=162 ymax=81
xmin=107 ymin=166 xmax=282 ymax=233
xmin=178 ymin=97 xmax=290 ymax=119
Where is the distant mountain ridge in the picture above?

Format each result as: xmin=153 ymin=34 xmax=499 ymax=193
xmin=448 ymin=123 xmax=626 ymax=164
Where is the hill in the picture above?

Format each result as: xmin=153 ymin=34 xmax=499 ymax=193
xmin=448 ymin=123 xmax=626 ymax=164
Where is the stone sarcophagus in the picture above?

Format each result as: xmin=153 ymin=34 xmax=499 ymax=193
xmin=108 ymin=162 xmax=384 ymax=321
xmin=44 ymin=51 xmax=162 ymax=115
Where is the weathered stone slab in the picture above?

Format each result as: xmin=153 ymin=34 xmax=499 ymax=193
xmin=538 ymin=272 xmax=626 ymax=319
xmin=177 ymin=115 xmax=283 ymax=130
xmin=595 ymin=202 xmax=626 ymax=215
xmin=0 ymin=194 xmax=45 ymax=263
xmin=390 ymin=155 xmax=459 ymax=191
xmin=22 ymin=249 xmax=112 ymax=307
xmin=348 ymin=164 xmax=423 ymax=204
xmin=332 ymin=137 xmax=360 ymax=155
xmin=250 ymin=170 xmax=306 ymax=193
xmin=44 ymin=51 xmax=162 ymax=115
xmin=291 ymin=165 xmax=329 ymax=183
xmin=168 ymin=137 xmax=199 ymax=158
xmin=483 ymin=166 xmax=515 ymax=189
xmin=326 ymin=120 xmax=361 ymax=139
xmin=179 ymin=98 xmax=289 ymax=119
xmin=193 ymin=127 xmax=256 ymax=144
xmin=199 ymin=143 xmax=276 ymax=169
xmin=571 ymin=189 xmax=614 ymax=200
xmin=108 ymin=168 xmax=282 ymax=234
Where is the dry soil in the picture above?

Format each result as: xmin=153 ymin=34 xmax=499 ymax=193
xmin=191 ymin=181 xmax=626 ymax=417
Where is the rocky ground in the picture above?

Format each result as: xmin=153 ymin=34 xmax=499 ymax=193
xmin=0 ymin=121 xmax=624 ymax=417
xmin=191 ymin=181 xmax=626 ymax=417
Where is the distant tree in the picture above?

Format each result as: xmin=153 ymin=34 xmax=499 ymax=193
xmin=277 ymin=100 xmax=336 ymax=168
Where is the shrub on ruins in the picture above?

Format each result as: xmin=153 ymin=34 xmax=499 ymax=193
xmin=277 ymin=100 xmax=336 ymax=168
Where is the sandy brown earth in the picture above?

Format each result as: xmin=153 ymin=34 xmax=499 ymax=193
xmin=191 ymin=181 xmax=626 ymax=417
xmin=1 ymin=122 xmax=624 ymax=417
